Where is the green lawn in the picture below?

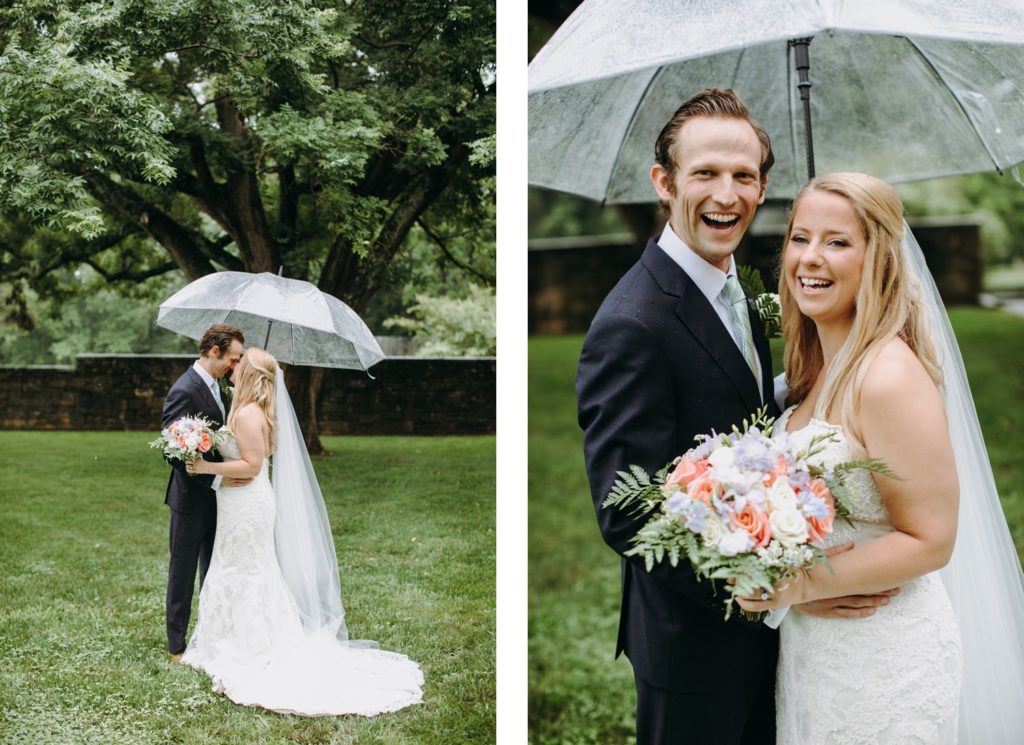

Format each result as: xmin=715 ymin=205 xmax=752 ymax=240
xmin=0 ymin=434 xmax=495 ymax=745
xmin=528 ymin=307 xmax=1024 ymax=745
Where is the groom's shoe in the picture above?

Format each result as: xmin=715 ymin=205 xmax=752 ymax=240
xmin=169 ymin=652 xmax=184 ymax=663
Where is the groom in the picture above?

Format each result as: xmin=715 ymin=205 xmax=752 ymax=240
xmin=578 ymin=89 xmax=777 ymax=745
xmin=161 ymin=323 xmax=246 ymax=661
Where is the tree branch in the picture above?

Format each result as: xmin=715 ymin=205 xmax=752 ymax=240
xmin=417 ymin=218 xmax=495 ymax=285
xmin=84 ymin=172 xmax=217 ymax=280
xmin=163 ymin=44 xmax=254 ymax=59
xmin=355 ymin=34 xmax=416 ymax=50
xmin=35 ymin=226 xmax=142 ymax=279
xmin=83 ymin=258 xmax=179 ymax=283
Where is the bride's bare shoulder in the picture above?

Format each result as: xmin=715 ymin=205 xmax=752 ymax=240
xmin=859 ymin=337 xmax=942 ymax=421
xmin=233 ymin=403 xmax=268 ymax=427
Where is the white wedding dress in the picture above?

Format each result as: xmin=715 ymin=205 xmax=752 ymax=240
xmin=774 ymin=407 xmax=962 ymax=745
xmin=181 ymin=433 xmax=424 ymax=716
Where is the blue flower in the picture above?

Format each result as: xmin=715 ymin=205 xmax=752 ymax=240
xmin=668 ymin=498 xmax=709 ymax=532
xmin=802 ymin=494 xmax=828 ymax=520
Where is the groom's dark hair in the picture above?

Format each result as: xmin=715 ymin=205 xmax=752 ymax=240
xmin=199 ymin=324 xmax=245 ymax=357
xmin=654 ymin=88 xmax=774 ymax=214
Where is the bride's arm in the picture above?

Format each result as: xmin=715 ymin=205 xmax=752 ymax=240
xmin=189 ymin=405 xmax=267 ymax=478
xmin=741 ymin=345 xmax=959 ymax=610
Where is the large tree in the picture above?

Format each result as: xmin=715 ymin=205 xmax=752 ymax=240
xmin=0 ymin=0 xmax=495 ymax=451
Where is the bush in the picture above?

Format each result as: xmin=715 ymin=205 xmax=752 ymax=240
xmin=385 ymin=284 xmax=496 ymax=357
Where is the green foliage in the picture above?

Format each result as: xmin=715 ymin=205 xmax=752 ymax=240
xmin=0 ymin=431 xmax=495 ymax=744
xmin=0 ymin=0 xmax=495 ymax=329
xmin=385 ymin=284 xmax=495 ymax=357
xmin=0 ymin=269 xmax=195 ymax=364
xmin=899 ymin=172 xmax=1024 ymax=265
xmin=527 ymin=187 xmax=629 ymax=239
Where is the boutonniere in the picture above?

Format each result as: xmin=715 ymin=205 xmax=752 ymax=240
xmin=217 ymin=376 xmax=234 ymax=400
xmin=738 ymin=265 xmax=782 ymax=340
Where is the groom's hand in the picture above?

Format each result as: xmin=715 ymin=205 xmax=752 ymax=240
xmin=223 ymin=476 xmax=254 ymax=487
xmin=791 ymin=541 xmax=900 ymax=619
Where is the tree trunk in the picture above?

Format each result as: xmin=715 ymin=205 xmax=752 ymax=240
xmin=284 ymin=365 xmax=326 ymax=454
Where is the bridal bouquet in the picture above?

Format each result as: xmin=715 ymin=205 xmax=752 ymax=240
xmin=603 ymin=408 xmax=893 ymax=619
xmin=150 ymin=415 xmax=222 ymax=463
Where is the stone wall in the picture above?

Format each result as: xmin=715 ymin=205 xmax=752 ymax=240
xmin=529 ymin=218 xmax=982 ymax=334
xmin=0 ymin=355 xmax=495 ymax=435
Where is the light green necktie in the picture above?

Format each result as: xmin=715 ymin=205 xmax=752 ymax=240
xmin=721 ymin=274 xmax=762 ymax=396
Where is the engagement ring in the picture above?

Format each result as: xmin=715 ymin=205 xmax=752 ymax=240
xmin=760 ymin=592 xmax=770 ymax=601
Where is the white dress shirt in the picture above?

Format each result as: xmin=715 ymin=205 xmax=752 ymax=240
xmin=657 ymin=222 xmax=743 ymax=348
xmin=192 ymin=360 xmax=225 ymax=419
xmin=192 ymin=360 xmax=225 ymax=490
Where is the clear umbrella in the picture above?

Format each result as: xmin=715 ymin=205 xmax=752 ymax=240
xmin=528 ymin=0 xmax=1024 ymax=200
xmin=156 ymin=271 xmax=385 ymax=371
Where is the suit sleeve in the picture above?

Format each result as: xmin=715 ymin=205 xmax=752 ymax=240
xmin=161 ymin=384 xmax=215 ymax=489
xmin=577 ymin=312 xmax=726 ymax=612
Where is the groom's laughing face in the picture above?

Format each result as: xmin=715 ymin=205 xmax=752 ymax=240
xmin=651 ymin=116 xmax=766 ymax=272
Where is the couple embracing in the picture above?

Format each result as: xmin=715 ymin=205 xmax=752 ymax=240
xmin=577 ymin=89 xmax=1024 ymax=743
xmin=161 ymin=324 xmax=422 ymax=716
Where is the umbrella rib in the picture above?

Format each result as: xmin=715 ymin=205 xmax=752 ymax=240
xmin=785 ymin=40 xmax=804 ymax=193
xmin=604 ymin=66 xmax=662 ymax=205
xmin=905 ymin=37 xmax=1003 ymax=174
xmin=727 ymin=45 xmax=747 ymax=90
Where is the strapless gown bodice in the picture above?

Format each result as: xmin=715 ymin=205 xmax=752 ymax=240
xmin=774 ymin=408 xmax=961 ymax=745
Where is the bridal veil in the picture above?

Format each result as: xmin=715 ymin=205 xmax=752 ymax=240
xmin=271 ymin=367 xmax=361 ymax=645
xmin=903 ymin=222 xmax=1024 ymax=742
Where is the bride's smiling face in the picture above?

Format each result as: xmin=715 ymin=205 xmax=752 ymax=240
xmin=784 ymin=190 xmax=867 ymax=326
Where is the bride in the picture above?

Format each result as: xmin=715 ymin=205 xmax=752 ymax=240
xmin=182 ymin=348 xmax=423 ymax=716
xmin=737 ymin=172 xmax=1024 ymax=743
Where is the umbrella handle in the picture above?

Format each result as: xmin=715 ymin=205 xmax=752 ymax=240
xmin=789 ymin=37 xmax=816 ymax=180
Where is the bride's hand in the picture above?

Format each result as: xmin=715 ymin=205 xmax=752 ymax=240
xmin=736 ymin=574 xmax=807 ymax=612
xmin=186 ymin=459 xmax=208 ymax=476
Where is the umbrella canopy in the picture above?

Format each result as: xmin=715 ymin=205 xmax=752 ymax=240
xmin=157 ymin=271 xmax=386 ymax=371
xmin=528 ymin=0 xmax=1024 ymax=201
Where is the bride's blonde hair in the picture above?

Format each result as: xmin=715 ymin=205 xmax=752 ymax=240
xmin=227 ymin=347 xmax=277 ymax=444
xmin=779 ymin=172 xmax=941 ymax=452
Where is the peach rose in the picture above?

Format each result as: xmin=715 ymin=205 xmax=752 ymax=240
xmin=176 ymin=434 xmax=187 ymax=448
xmin=687 ymin=474 xmax=721 ymax=504
xmin=730 ymin=502 xmax=772 ymax=548
xmin=198 ymin=432 xmax=213 ymax=453
xmin=806 ymin=479 xmax=836 ymax=544
xmin=665 ymin=456 xmax=708 ymax=492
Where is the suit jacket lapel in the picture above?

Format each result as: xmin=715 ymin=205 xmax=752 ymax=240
xmin=641 ymin=241 xmax=763 ymax=415
xmin=187 ymin=367 xmax=225 ymax=426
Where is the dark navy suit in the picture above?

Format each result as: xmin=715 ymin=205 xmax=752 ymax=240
xmin=162 ymin=365 xmax=227 ymax=654
xmin=577 ymin=239 xmax=781 ymax=745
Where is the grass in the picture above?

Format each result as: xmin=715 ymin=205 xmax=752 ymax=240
xmin=528 ymin=307 xmax=1024 ymax=745
xmin=0 ymin=433 xmax=495 ymax=745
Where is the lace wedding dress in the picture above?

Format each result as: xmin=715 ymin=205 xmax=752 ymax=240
xmin=180 ymin=433 xmax=424 ymax=716
xmin=774 ymin=407 xmax=962 ymax=745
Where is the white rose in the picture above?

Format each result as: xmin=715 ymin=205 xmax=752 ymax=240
xmin=718 ymin=529 xmax=754 ymax=557
xmin=768 ymin=479 xmax=798 ymax=511
xmin=770 ymin=507 xmax=809 ymax=546
xmin=707 ymin=445 xmax=735 ymax=470
xmin=701 ymin=512 xmax=725 ymax=546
